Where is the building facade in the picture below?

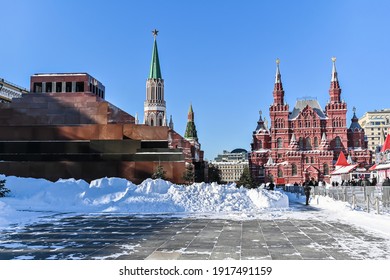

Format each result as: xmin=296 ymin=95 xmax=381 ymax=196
xmin=210 ymin=149 xmax=249 ymax=183
xmin=30 ymin=73 xmax=105 ymax=99
xmin=359 ymin=109 xmax=390 ymax=154
xmin=0 ymin=77 xmax=28 ymax=102
xmin=250 ymin=58 xmax=372 ymax=185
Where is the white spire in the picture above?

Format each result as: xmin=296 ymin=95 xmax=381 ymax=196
xmin=331 ymin=57 xmax=338 ymax=82
xmin=162 ymin=113 xmax=167 ymax=126
xmin=135 ymin=113 xmax=139 ymax=125
xmin=321 ymin=132 xmax=327 ymax=141
xmin=347 ymin=154 xmax=353 ymax=164
xmin=275 ymin=58 xmax=282 ymax=84
xmin=290 ymin=133 xmax=297 ymax=144
xmin=266 ymin=156 xmax=274 ymax=165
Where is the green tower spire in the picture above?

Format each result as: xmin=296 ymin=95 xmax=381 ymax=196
xmin=149 ymin=29 xmax=162 ymax=79
xmin=184 ymin=104 xmax=198 ymax=141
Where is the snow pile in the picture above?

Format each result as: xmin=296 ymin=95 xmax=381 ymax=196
xmin=0 ymin=175 xmax=288 ymax=228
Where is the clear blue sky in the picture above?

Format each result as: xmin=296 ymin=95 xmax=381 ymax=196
xmin=2 ymin=0 xmax=390 ymax=160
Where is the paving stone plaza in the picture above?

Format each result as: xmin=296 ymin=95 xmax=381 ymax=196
xmin=1 ymin=202 xmax=389 ymax=260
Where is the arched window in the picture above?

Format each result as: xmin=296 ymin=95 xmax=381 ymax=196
xmin=258 ymin=140 xmax=263 ymax=149
xmin=335 ymin=136 xmax=341 ymax=148
xmin=292 ymin=164 xmax=297 ymax=176
xmin=278 ymin=167 xmax=283 ymax=178
xmin=305 ymin=157 xmax=309 ymax=164
xmin=299 ymin=137 xmax=304 ymax=149
xmin=323 ymin=163 xmax=329 ymax=175
xmin=354 ymin=140 xmax=359 ymax=147
xmin=277 ymin=138 xmax=283 ymax=148
xmin=306 ymin=138 xmax=311 ymax=150
xmin=314 ymin=137 xmax=319 ymax=148
xmin=311 ymin=157 xmax=314 ymax=164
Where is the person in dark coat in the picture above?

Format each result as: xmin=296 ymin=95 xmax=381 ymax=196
xmin=304 ymin=183 xmax=312 ymax=205
xmin=268 ymin=181 xmax=275 ymax=191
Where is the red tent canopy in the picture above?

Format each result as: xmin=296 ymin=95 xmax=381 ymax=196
xmin=335 ymin=152 xmax=349 ymax=166
xmin=381 ymin=134 xmax=390 ymax=152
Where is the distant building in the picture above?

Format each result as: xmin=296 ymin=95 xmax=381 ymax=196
xmin=0 ymin=77 xmax=28 ymax=102
xmin=359 ymin=109 xmax=390 ymax=154
xmin=30 ymin=73 xmax=105 ymax=99
xmin=214 ymin=149 xmax=248 ymax=162
xmin=210 ymin=149 xmax=249 ymax=183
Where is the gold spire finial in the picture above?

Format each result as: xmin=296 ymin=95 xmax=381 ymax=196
xmin=331 ymin=56 xmax=336 ymax=62
xmin=276 ymin=58 xmax=280 ymax=65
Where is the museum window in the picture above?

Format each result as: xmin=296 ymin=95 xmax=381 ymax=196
xmin=278 ymin=167 xmax=283 ymax=178
xmin=355 ymin=140 xmax=359 ymax=147
xmin=311 ymin=157 xmax=314 ymax=164
xmin=323 ymin=163 xmax=329 ymax=175
xmin=306 ymin=138 xmax=311 ymax=150
xmin=299 ymin=137 xmax=304 ymax=149
xmin=258 ymin=140 xmax=263 ymax=149
xmin=314 ymin=137 xmax=319 ymax=149
xmin=292 ymin=164 xmax=297 ymax=176
xmin=277 ymin=138 xmax=283 ymax=149
xmin=335 ymin=136 xmax=341 ymax=148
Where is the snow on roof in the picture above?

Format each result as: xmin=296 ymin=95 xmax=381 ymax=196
xmin=374 ymin=163 xmax=390 ymax=170
xmin=254 ymin=149 xmax=270 ymax=153
xmin=289 ymin=99 xmax=327 ymax=120
xmin=331 ymin=164 xmax=358 ymax=175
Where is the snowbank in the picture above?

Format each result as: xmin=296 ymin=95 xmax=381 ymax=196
xmin=0 ymin=175 xmax=288 ymax=228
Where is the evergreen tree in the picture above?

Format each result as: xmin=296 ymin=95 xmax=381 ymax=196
xmin=151 ymin=165 xmax=166 ymax=180
xmin=208 ymin=164 xmax=221 ymax=184
xmin=0 ymin=179 xmax=10 ymax=197
xmin=237 ymin=166 xmax=255 ymax=189
xmin=182 ymin=164 xmax=195 ymax=185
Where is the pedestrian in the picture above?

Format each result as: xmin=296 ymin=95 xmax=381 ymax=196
xmin=268 ymin=181 xmax=275 ymax=191
xmin=304 ymin=183 xmax=312 ymax=205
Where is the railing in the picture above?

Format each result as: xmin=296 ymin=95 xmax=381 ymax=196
xmin=283 ymin=185 xmax=390 ymax=214
xmin=0 ymin=78 xmax=28 ymax=92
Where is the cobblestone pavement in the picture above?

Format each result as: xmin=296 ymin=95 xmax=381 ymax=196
xmin=1 ymin=203 xmax=390 ymax=260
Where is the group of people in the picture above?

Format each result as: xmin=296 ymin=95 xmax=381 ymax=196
xmin=333 ymin=177 xmax=377 ymax=187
